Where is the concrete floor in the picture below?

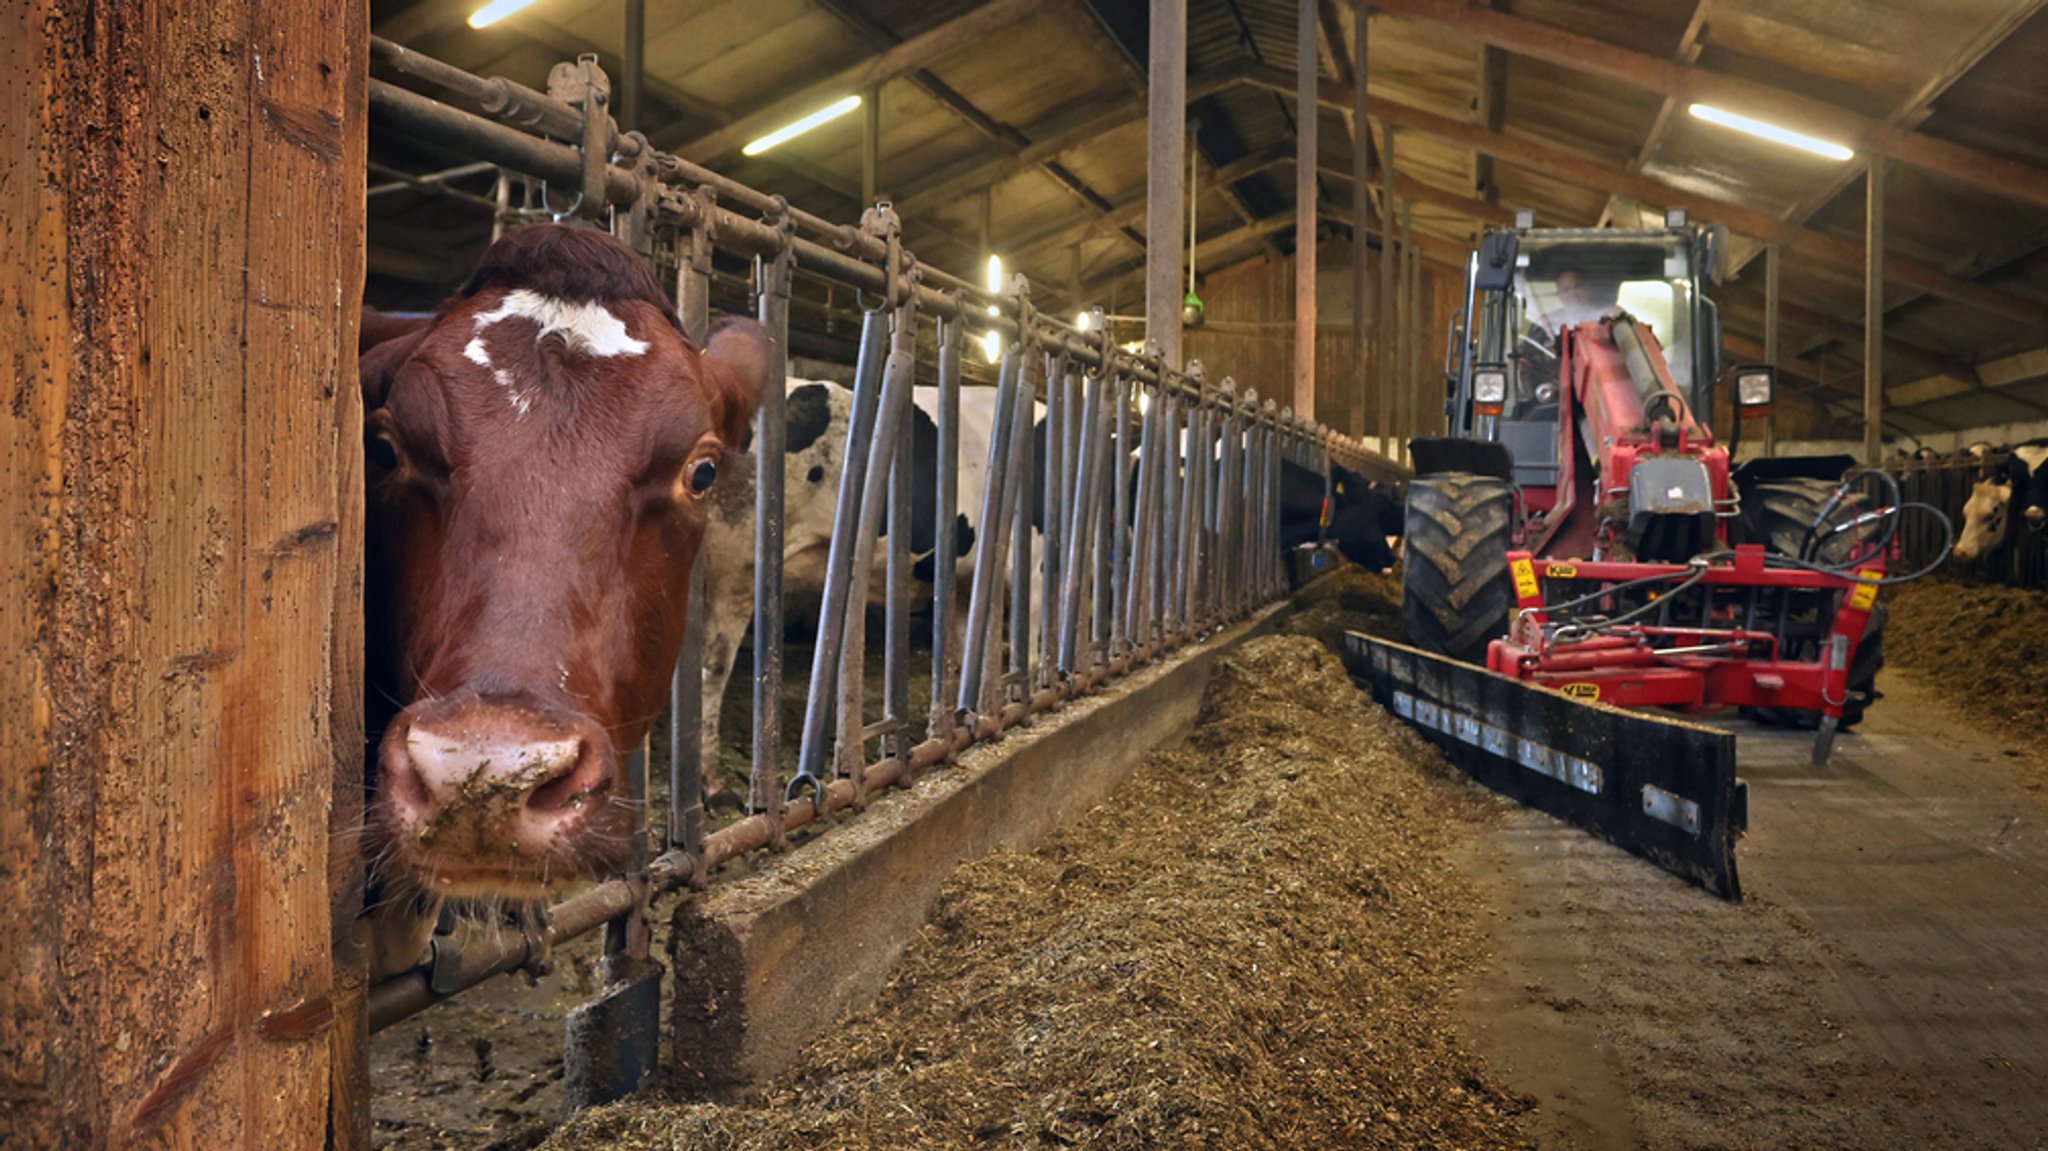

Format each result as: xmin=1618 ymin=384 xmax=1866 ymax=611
xmin=1457 ymin=670 xmax=2048 ymax=1150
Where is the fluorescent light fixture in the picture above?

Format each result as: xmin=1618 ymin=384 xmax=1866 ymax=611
xmin=981 ymin=330 xmax=1002 ymax=363
xmin=986 ymin=254 xmax=1004 ymax=294
xmin=1687 ymin=104 xmax=1853 ymax=161
xmin=469 ymin=0 xmax=539 ymax=28
xmin=742 ymin=95 xmax=862 ymax=157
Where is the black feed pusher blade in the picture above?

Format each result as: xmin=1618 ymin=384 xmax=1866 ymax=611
xmin=1343 ymin=631 xmax=1746 ymax=899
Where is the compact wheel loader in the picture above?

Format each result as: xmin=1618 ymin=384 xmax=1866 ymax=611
xmin=1347 ymin=216 xmax=1944 ymax=898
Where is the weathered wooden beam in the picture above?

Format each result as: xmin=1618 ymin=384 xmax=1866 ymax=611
xmin=1627 ymin=0 xmax=1710 ymax=175
xmin=1366 ymin=0 xmax=2048 ymax=210
xmin=1149 ymin=0 xmax=1188 ymax=369
xmin=1296 ymin=0 xmax=1320 ymax=417
xmin=1865 ymin=159 xmax=1886 ymax=462
xmin=3 ymin=1 xmax=367 ymax=1147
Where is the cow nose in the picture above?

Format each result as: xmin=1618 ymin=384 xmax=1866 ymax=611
xmin=2028 ymin=506 xmax=2046 ymax=529
xmin=383 ymin=700 xmax=611 ymax=857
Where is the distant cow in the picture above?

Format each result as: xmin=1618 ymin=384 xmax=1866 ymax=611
xmin=359 ymin=224 xmax=765 ymax=976
xmin=1278 ymin=459 xmax=1402 ymax=571
xmin=1953 ymin=440 xmax=2048 ymax=562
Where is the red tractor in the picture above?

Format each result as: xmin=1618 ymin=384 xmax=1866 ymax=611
xmin=1402 ymin=218 xmax=1899 ymax=762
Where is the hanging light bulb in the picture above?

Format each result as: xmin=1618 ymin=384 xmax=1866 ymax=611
xmin=981 ymin=329 xmax=1002 ymax=363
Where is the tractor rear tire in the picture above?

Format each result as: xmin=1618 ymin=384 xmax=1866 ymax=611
xmin=1402 ymin=472 xmax=1515 ymax=663
xmin=1739 ymin=476 xmax=1886 ymax=730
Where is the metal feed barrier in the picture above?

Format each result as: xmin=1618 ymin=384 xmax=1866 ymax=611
xmin=362 ymin=39 xmax=1390 ymax=1093
xmin=1894 ymin=450 xmax=2048 ymax=589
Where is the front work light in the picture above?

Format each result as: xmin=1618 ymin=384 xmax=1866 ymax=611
xmin=1733 ymin=364 xmax=1774 ymax=416
xmin=1474 ymin=365 xmax=1508 ymax=417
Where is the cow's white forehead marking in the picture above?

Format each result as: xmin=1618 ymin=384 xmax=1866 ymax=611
xmin=472 ymin=289 xmax=650 ymax=358
xmin=2015 ymin=443 xmax=2048 ymax=474
xmin=464 ymin=337 xmax=493 ymax=368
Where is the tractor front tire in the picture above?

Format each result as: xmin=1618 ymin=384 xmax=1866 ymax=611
xmin=1739 ymin=476 xmax=1887 ymax=730
xmin=1402 ymin=472 xmax=1515 ymax=663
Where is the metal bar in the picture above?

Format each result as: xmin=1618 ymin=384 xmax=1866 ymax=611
xmin=1039 ymin=353 xmax=1067 ymax=688
xmin=835 ymin=294 xmax=920 ymax=801
xmin=1008 ymin=358 xmax=1036 ymax=697
xmin=1110 ymin=372 xmax=1133 ymax=656
xmin=1404 ymin=197 xmax=1421 ymax=453
xmin=885 ymin=319 xmax=915 ymax=769
xmin=979 ymin=360 xmax=1033 ymax=716
xmin=795 ymin=308 xmax=890 ymax=790
xmin=1160 ymin=393 xmax=1184 ymax=639
xmin=1059 ymin=367 xmax=1103 ymax=671
xmin=958 ymin=346 xmax=1024 ymax=711
xmin=1351 ymin=5 xmax=1372 ymax=440
xmin=1147 ymin=0 xmax=1188 ymax=369
xmin=752 ymin=243 xmax=795 ymax=843
xmin=669 ymin=221 xmax=714 ymax=873
xmin=930 ymin=315 xmax=965 ymax=743
xmin=1377 ymin=128 xmax=1397 ymax=453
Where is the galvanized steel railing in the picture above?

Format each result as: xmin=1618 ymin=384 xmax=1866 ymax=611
xmin=1893 ymin=451 xmax=2048 ymax=588
xmin=362 ymin=39 xmax=1388 ymax=1029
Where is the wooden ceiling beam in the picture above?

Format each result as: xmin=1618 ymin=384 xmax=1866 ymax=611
xmin=1628 ymin=0 xmax=1711 ymax=176
xmin=1364 ymin=0 xmax=2048 ymax=210
xmin=670 ymin=0 xmax=1039 ymax=162
xmin=1246 ymin=61 xmax=2048 ymax=329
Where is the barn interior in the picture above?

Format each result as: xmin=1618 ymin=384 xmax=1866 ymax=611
xmin=15 ymin=2 xmax=2048 ymax=1150
xmin=366 ymin=0 xmax=2048 ymax=451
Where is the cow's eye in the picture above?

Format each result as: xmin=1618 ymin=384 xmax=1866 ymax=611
xmin=368 ymin=431 xmax=400 ymax=472
xmin=687 ymin=457 xmax=719 ymax=495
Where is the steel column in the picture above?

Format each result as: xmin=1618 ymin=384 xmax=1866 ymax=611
xmin=1865 ymin=159 xmax=1886 ymax=465
xmin=1295 ymin=0 xmax=1320 ymax=421
xmin=1377 ymin=126 xmax=1397 ymax=454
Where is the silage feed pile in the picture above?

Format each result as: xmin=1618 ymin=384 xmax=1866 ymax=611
xmin=1283 ymin=566 xmax=1407 ymax=655
xmin=544 ymin=634 xmax=1527 ymax=1151
xmin=1887 ymin=578 xmax=2048 ymax=751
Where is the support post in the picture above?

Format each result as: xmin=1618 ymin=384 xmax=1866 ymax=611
xmin=1399 ymin=198 xmax=1415 ymax=466
xmin=1764 ymin=241 xmax=1780 ymax=458
xmin=1864 ymin=158 xmax=1886 ymax=464
xmin=622 ymin=0 xmax=644 ymax=132
xmin=1147 ymin=0 xmax=1188 ymax=369
xmin=1294 ymin=0 xmax=1320 ymax=421
xmin=861 ymin=84 xmax=879 ymax=206
xmin=1406 ymin=200 xmax=1422 ymax=446
xmin=1350 ymin=4 xmax=1372 ymax=440
xmin=1377 ymin=125 xmax=1398 ymax=455
xmin=1 ymin=1 xmax=368 ymax=1145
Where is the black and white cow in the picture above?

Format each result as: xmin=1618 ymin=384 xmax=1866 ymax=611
xmin=1953 ymin=439 xmax=2048 ymax=562
xmin=694 ymin=380 xmax=1046 ymax=785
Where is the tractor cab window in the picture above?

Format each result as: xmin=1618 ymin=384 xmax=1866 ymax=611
xmin=1507 ymin=237 xmax=1698 ymax=412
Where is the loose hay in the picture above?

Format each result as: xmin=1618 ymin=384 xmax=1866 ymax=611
xmin=1283 ymin=567 xmax=1407 ymax=656
xmin=1887 ymin=579 xmax=2048 ymax=753
xmin=544 ymin=634 xmax=1528 ymax=1150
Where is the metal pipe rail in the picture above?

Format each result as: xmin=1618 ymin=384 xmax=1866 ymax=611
xmin=363 ymin=40 xmax=1392 ymax=1034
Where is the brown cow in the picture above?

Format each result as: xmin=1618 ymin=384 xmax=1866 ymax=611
xmin=359 ymin=224 xmax=765 ymax=975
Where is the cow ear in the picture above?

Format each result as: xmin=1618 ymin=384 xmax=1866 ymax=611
xmin=359 ymin=311 xmax=434 ymax=412
xmin=702 ymin=316 xmax=770 ymax=448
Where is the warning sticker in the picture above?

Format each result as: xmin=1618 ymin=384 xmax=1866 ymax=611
xmin=1849 ymin=572 xmax=1881 ymax=611
xmin=1547 ymin=562 xmax=1578 ymax=580
xmin=1511 ymin=557 xmax=1540 ymax=601
xmin=1562 ymin=682 xmax=1602 ymax=702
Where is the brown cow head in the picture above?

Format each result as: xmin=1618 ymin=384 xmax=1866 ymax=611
xmin=361 ymin=224 xmax=765 ymax=900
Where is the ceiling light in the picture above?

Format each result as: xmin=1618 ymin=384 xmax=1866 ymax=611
xmin=742 ymin=95 xmax=862 ymax=157
xmin=981 ymin=329 xmax=1003 ymax=364
xmin=986 ymin=254 xmax=1005 ymax=295
xmin=1075 ymin=311 xmax=1091 ymax=332
xmin=468 ymin=0 xmax=540 ymax=28
xmin=1688 ymin=104 xmax=1853 ymax=161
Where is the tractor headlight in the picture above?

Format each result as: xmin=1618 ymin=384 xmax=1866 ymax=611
xmin=1473 ymin=367 xmax=1509 ymax=406
xmin=1734 ymin=365 xmax=1774 ymax=414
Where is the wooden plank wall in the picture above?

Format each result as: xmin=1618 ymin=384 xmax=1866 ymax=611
xmin=1 ymin=1 xmax=367 ymax=1147
xmin=1183 ymin=250 xmax=1460 ymax=445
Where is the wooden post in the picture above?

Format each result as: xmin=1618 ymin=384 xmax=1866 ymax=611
xmin=1146 ymin=0 xmax=1188 ymax=369
xmin=1400 ymin=197 xmax=1416 ymax=466
xmin=1377 ymin=126 xmax=1398 ymax=455
xmin=1864 ymin=158 xmax=1886 ymax=464
xmin=1350 ymin=4 xmax=1371 ymax=440
xmin=1764 ymin=241 xmax=1780 ymax=458
xmin=861 ymin=84 xmax=880 ymax=206
xmin=1294 ymin=0 xmax=1319 ymax=421
xmin=0 ymin=1 xmax=367 ymax=1147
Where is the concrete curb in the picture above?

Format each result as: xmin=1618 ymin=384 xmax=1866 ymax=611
xmin=666 ymin=603 xmax=1288 ymax=1097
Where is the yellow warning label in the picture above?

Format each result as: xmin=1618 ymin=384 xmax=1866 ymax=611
xmin=1562 ymin=682 xmax=1601 ymax=701
xmin=1548 ymin=562 xmax=1578 ymax=580
xmin=1511 ymin=557 xmax=1540 ymax=601
xmin=1848 ymin=572 xmax=1880 ymax=611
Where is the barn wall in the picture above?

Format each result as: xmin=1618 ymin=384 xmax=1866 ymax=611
xmin=1183 ymin=247 xmax=1459 ymax=450
xmin=0 ymin=2 xmax=366 ymax=1148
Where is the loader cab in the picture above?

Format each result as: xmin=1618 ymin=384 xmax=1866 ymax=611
xmin=1447 ymin=219 xmax=1724 ymax=490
